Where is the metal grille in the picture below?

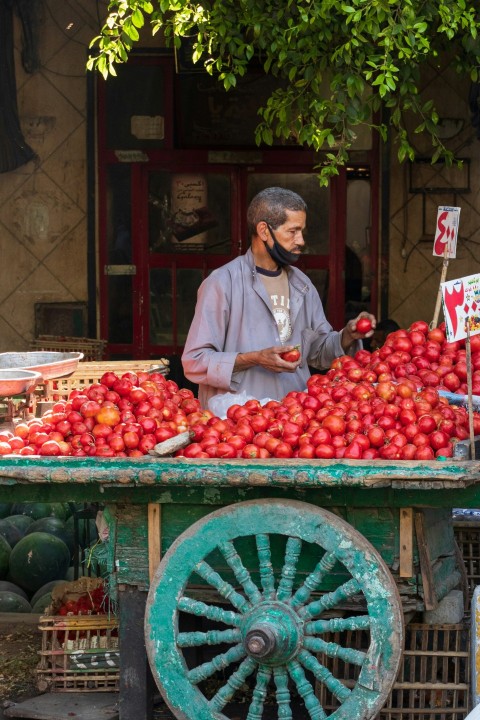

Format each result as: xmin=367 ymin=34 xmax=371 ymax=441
xmin=316 ymin=623 xmax=469 ymax=720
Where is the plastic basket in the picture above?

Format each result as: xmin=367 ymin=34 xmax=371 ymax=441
xmin=36 ymin=613 xmax=119 ymax=693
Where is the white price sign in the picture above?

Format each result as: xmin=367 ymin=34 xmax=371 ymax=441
xmin=441 ymin=273 xmax=480 ymax=342
xmin=433 ymin=206 xmax=461 ymax=258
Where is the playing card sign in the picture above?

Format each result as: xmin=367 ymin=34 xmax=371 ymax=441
xmin=433 ymin=206 xmax=461 ymax=258
xmin=441 ymin=274 xmax=480 ymax=342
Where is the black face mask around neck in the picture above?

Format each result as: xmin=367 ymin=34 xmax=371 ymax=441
xmin=265 ymin=223 xmax=300 ymax=267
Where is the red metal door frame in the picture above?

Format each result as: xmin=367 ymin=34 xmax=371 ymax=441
xmin=95 ymin=54 xmax=380 ymax=357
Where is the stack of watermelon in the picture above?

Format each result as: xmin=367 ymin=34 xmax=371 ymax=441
xmin=0 ymin=502 xmax=98 ymax=613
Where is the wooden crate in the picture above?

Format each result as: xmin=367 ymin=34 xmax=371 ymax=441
xmin=38 ymin=359 xmax=170 ymax=402
xmin=37 ymin=614 xmax=119 ymax=692
xmin=30 ymin=335 xmax=107 ymax=361
xmin=316 ymin=623 xmax=470 ymax=720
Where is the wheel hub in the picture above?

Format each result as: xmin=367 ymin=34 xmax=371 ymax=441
xmin=241 ymin=601 xmax=302 ymax=666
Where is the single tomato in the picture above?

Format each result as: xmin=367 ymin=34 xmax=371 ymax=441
xmin=356 ymin=317 xmax=372 ymax=334
xmin=280 ymin=346 xmax=301 ymax=363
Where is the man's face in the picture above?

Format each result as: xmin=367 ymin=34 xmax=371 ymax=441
xmin=268 ymin=210 xmax=306 ymax=256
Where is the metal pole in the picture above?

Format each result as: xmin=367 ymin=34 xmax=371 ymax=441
xmin=466 ymin=323 xmax=476 ymax=460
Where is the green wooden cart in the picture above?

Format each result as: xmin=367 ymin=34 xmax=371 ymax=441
xmin=1 ymin=455 xmax=478 ymax=720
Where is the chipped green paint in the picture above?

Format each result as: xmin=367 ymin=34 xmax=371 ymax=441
xmin=0 ymin=455 xmax=478 ymax=490
xmin=145 ymin=499 xmax=403 ymax=720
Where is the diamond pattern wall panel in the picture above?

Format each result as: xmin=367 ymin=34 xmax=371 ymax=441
xmin=0 ymin=0 xmax=103 ymax=352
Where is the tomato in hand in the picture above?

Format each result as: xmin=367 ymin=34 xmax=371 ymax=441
xmin=280 ymin=346 xmax=301 ymax=363
xmin=356 ymin=317 xmax=372 ymax=334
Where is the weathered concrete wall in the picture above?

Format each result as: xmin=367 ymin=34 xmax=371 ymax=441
xmin=388 ymin=60 xmax=480 ymax=328
xmin=0 ymin=0 xmax=101 ymax=351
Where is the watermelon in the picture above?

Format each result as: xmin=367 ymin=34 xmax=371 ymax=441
xmin=0 ymin=591 xmax=31 ymax=613
xmin=5 ymin=514 xmax=34 ymax=534
xmin=0 ymin=535 xmax=11 ymax=579
xmin=31 ymin=593 xmax=53 ymax=614
xmin=10 ymin=503 xmax=68 ymax=521
xmin=0 ymin=580 xmax=29 ymax=600
xmin=0 ymin=518 xmax=24 ymax=548
xmin=0 ymin=503 xmax=12 ymax=518
xmin=8 ymin=532 xmax=71 ymax=593
xmin=25 ymin=517 xmax=74 ymax=557
xmin=30 ymin=579 xmax=66 ymax=608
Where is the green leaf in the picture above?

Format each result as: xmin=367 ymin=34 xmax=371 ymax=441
xmin=131 ymin=8 xmax=144 ymax=28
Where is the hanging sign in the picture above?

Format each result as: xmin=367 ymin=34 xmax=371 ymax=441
xmin=441 ymin=273 xmax=480 ymax=342
xmin=433 ymin=206 xmax=461 ymax=258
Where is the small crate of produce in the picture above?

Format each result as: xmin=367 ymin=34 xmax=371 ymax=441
xmin=30 ymin=336 xmax=107 ymax=362
xmin=36 ymin=577 xmax=119 ymax=693
xmin=38 ymin=358 xmax=170 ymax=403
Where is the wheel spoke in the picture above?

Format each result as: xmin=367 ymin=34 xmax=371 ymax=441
xmin=300 ymin=578 xmax=361 ymax=620
xmin=273 ymin=667 xmax=293 ymax=720
xmin=291 ymin=551 xmax=337 ymax=609
xmin=219 ymin=540 xmax=262 ymax=605
xmin=298 ymin=649 xmax=351 ymax=703
xmin=209 ymin=657 xmax=257 ymax=712
xmin=305 ymin=614 xmax=371 ymax=635
xmin=246 ymin=665 xmax=272 ymax=720
xmin=177 ymin=628 xmax=241 ymax=648
xmin=178 ymin=596 xmax=241 ymax=627
xmin=195 ymin=560 xmax=251 ymax=613
xmin=303 ymin=636 xmax=366 ymax=666
xmin=277 ymin=536 xmax=302 ymax=602
xmin=287 ymin=659 xmax=327 ymax=720
xmin=187 ymin=643 xmax=246 ymax=685
xmin=256 ymin=533 xmax=276 ymax=600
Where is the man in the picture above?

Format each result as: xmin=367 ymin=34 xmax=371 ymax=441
xmin=182 ymin=187 xmax=375 ymax=409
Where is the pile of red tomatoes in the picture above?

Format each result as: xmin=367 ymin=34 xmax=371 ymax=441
xmin=0 ymin=320 xmax=478 ymax=461
xmin=0 ymin=370 xmax=205 ymax=457
xmin=349 ymin=320 xmax=480 ymax=394
xmin=175 ymin=320 xmax=480 ymax=461
xmin=57 ymin=585 xmax=112 ymax=616
xmin=177 ymin=380 xmax=476 ymax=460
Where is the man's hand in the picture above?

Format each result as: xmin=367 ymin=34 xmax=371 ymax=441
xmin=341 ymin=312 xmax=376 ymax=351
xmin=234 ymin=346 xmax=301 ymax=374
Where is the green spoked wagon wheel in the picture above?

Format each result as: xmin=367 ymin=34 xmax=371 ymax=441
xmin=145 ymin=499 xmax=403 ymax=720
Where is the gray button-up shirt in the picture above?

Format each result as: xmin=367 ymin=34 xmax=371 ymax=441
xmin=182 ymin=249 xmax=358 ymax=408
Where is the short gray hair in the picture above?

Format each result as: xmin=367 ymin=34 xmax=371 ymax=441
xmin=247 ymin=187 xmax=307 ymax=239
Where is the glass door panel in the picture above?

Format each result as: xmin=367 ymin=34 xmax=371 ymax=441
xmin=345 ymin=176 xmax=372 ymax=321
xmin=148 ymin=171 xmax=231 ymax=254
xmin=105 ymin=165 xmax=133 ymax=344
xmin=177 ymin=268 xmax=204 ymax=345
xmin=149 ymin=267 xmax=203 ymax=349
xmin=150 ymin=268 xmax=172 ymax=345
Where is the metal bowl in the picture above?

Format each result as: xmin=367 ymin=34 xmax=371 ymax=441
xmin=0 ymin=352 xmax=84 ymax=380
xmin=0 ymin=369 xmax=43 ymax=397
